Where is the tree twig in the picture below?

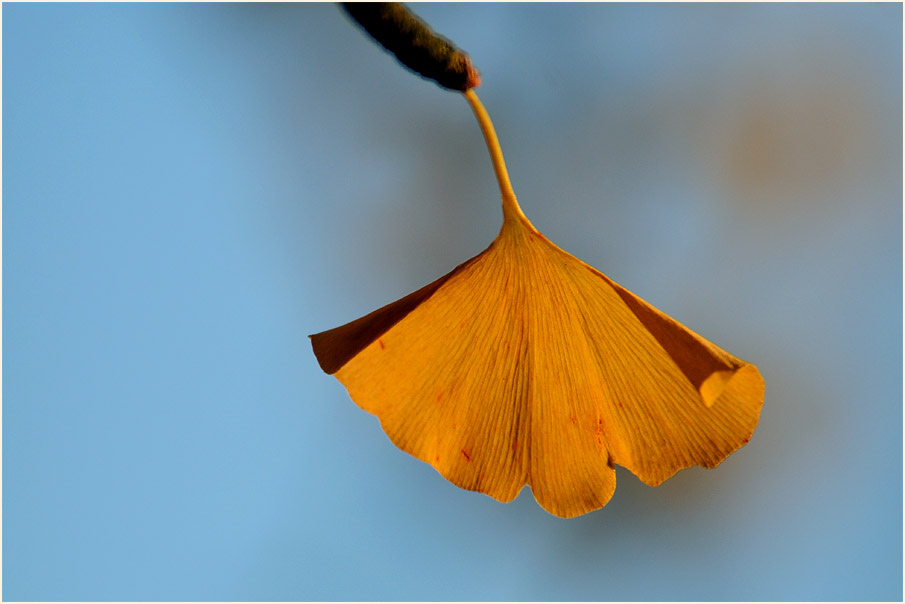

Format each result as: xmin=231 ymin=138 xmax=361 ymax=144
xmin=341 ymin=3 xmax=481 ymax=91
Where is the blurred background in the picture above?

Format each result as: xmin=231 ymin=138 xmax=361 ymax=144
xmin=3 ymin=3 xmax=901 ymax=600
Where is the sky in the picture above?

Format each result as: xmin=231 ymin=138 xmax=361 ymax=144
xmin=3 ymin=2 xmax=902 ymax=601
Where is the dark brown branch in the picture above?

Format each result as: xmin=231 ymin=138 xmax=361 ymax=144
xmin=341 ymin=2 xmax=481 ymax=91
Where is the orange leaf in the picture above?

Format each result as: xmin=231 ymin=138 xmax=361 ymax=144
xmin=310 ymin=90 xmax=764 ymax=518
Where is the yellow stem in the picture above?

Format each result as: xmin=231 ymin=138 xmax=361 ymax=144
xmin=463 ymin=89 xmax=528 ymax=223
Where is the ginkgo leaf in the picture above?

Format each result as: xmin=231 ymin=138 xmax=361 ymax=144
xmin=311 ymin=90 xmax=764 ymax=519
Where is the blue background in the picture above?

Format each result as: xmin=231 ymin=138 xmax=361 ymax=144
xmin=4 ymin=3 xmax=902 ymax=600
